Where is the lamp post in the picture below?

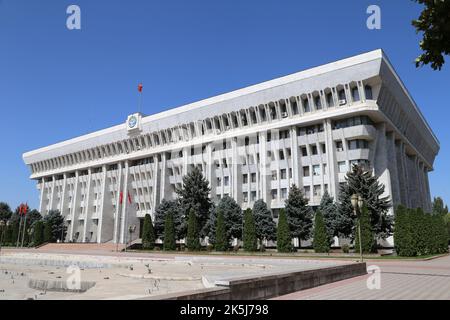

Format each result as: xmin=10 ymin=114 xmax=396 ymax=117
xmin=126 ymin=225 xmax=136 ymax=252
xmin=351 ymin=194 xmax=364 ymax=262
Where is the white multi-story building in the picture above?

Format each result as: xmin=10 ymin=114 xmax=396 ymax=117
xmin=23 ymin=49 xmax=439 ymax=244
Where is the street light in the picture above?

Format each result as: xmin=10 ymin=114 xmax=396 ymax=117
xmin=351 ymin=193 xmax=364 ymax=262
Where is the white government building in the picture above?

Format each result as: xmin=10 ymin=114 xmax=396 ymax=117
xmin=23 ymin=49 xmax=439 ymax=245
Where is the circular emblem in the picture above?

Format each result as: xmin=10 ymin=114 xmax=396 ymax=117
xmin=128 ymin=116 xmax=137 ymax=129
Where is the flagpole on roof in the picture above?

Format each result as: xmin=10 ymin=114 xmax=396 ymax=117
xmin=138 ymin=83 xmax=143 ymax=114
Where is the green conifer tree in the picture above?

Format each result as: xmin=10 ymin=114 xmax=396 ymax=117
xmin=142 ymin=214 xmax=155 ymax=250
xmin=243 ymin=209 xmax=257 ymax=252
xmin=187 ymin=209 xmax=201 ymax=251
xmin=276 ymin=209 xmax=292 ymax=253
xmin=163 ymin=212 xmax=176 ymax=251
xmin=215 ymin=210 xmax=228 ymax=251
xmin=313 ymin=210 xmax=330 ymax=253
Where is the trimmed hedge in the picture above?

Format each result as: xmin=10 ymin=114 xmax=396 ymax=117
xmin=394 ymin=205 xmax=448 ymax=257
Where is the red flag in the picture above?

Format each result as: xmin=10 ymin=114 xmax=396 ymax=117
xmin=19 ymin=204 xmax=23 ymax=215
xmin=127 ymin=192 xmax=132 ymax=204
xmin=23 ymin=203 xmax=28 ymax=216
xmin=119 ymin=191 xmax=123 ymax=204
xmin=138 ymin=83 xmax=143 ymax=93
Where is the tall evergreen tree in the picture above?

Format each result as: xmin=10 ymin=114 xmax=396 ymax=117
xmin=432 ymin=197 xmax=449 ymax=216
xmin=187 ymin=209 xmax=201 ymax=251
xmin=42 ymin=210 xmax=66 ymax=243
xmin=354 ymin=205 xmax=376 ymax=254
xmin=215 ymin=210 xmax=228 ymax=251
xmin=276 ymin=209 xmax=292 ymax=253
xmin=0 ymin=202 xmax=12 ymax=222
xmin=33 ymin=220 xmax=45 ymax=247
xmin=176 ymin=167 xmax=212 ymax=238
xmin=142 ymin=214 xmax=155 ymax=250
xmin=163 ymin=212 xmax=176 ymax=251
xmin=243 ymin=209 xmax=257 ymax=252
xmin=337 ymin=165 xmax=392 ymax=239
xmin=319 ymin=191 xmax=338 ymax=243
xmin=206 ymin=196 xmax=242 ymax=245
xmin=284 ymin=185 xmax=313 ymax=246
xmin=154 ymin=199 xmax=183 ymax=240
xmin=313 ymin=210 xmax=330 ymax=253
xmin=253 ymin=200 xmax=276 ymax=247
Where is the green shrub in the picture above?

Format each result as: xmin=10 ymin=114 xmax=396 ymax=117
xmin=341 ymin=244 xmax=350 ymax=253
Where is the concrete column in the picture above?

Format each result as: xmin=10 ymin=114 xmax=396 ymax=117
xmin=231 ymin=137 xmax=239 ymax=200
xmin=152 ymin=155 xmax=160 ymax=212
xmin=113 ymin=162 xmax=123 ymax=244
xmin=120 ymin=161 xmax=130 ymax=244
xmin=259 ymin=131 xmax=268 ymax=203
xmin=97 ymin=165 xmax=109 ymax=243
xmin=60 ymin=174 xmax=68 ymax=240
xmin=324 ymin=119 xmax=338 ymax=198
xmin=49 ymin=176 xmax=56 ymax=211
xmin=386 ymin=132 xmax=401 ymax=206
xmin=290 ymin=127 xmax=300 ymax=187
xmin=69 ymin=171 xmax=80 ymax=241
xmin=373 ymin=123 xmax=393 ymax=214
xmin=38 ymin=178 xmax=45 ymax=215
xmin=82 ymin=168 xmax=93 ymax=242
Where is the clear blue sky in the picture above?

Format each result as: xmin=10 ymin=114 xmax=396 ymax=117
xmin=0 ymin=0 xmax=449 ymax=210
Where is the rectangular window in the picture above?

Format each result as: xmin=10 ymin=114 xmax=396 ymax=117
xmin=313 ymin=185 xmax=321 ymax=197
xmin=279 ymin=150 xmax=285 ymax=160
xmin=271 ymin=189 xmax=278 ymax=200
xmin=281 ymin=188 xmax=288 ymax=199
xmin=280 ymin=169 xmax=287 ymax=180
xmin=243 ymin=192 xmax=248 ymax=202
xmin=251 ymin=173 xmax=256 ymax=183
xmin=321 ymin=143 xmax=326 ymax=154
xmin=336 ymin=141 xmax=344 ymax=152
xmin=301 ymin=147 xmax=308 ymax=157
xmin=303 ymin=166 xmax=310 ymax=177
xmin=224 ymin=176 xmax=229 ymax=186
xmin=304 ymin=186 xmax=311 ymax=199
xmin=338 ymin=161 xmax=348 ymax=173
xmin=311 ymin=145 xmax=318 ymax=155
xmin=251 ymin=191 xmax=257 ymax=201
xmin=243 ymin=174 xmax=248 ymax=184
xmin=313 ymin=165 xmax=321 ymax=176
xmin=217 ymin=177 xmax=222 ymax=187
xmin=271 ymin=171 xmax=277 ymax=181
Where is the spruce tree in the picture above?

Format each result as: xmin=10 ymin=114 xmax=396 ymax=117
xmin=206 ymin=196 xmax=242 ymax=245
xmin=187 ymin=209 xmax=201 ymax=251
xmin=0 ymin=202 xmax=12 ymax=222
xmin=432 ymin=197 xmax=449 ymax=215
xmin=163 ymin=212 xmax=176 ymax=251
xmin=33 ymin=220 xmax=44 ymax=247
xmin=176 ymin=167 xmax=212 ymax=238
xmin=313 ymin=210 xmax=330 ymax=253
xmin=243 ymin=209 xmax=257 ymax=252
xmin=253 ymin=200 xmax=276 ymax=248
xmin=284 ymin=185 xmax=313 ymax=246
xmin=154 ymin=199 xmax=183 ymax=240
xmin=354 ymin=205 xmax=376 ymax=254
xmin=142 ymin=214 xmax=155 ymax=250
xmin=319 ymin=191 xmax=338 ymax=244
xmin=43 ymin=221 xmax=52 ymax=243
xmin=215 ymin=210 xmax=228 ymax=251
xmin=276 ymin=209 xmax=292 ymax=253
xmin=337 ymin=165 xmax=392 ymax=239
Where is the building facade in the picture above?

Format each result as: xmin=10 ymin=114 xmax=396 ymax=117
xmin=23 ymin=50 xmax=439 ymax=244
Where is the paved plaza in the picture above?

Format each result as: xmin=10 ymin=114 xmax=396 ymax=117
xmin=274 ymin=255 xmax=450 ymax=300
xmin=0 ymin=248 xmax=346 ymax=300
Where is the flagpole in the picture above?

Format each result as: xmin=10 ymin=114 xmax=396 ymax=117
xmin=21 ymin=214 xmax=27 ymax=248
xmin=16 ymin=205 xmax=23 ymax=248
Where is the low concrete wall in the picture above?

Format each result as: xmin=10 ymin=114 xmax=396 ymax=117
xmin=144 ymin=262 xmax=366 ymax=300
xmin=28 ymin=279 xmax=96 ymax=293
